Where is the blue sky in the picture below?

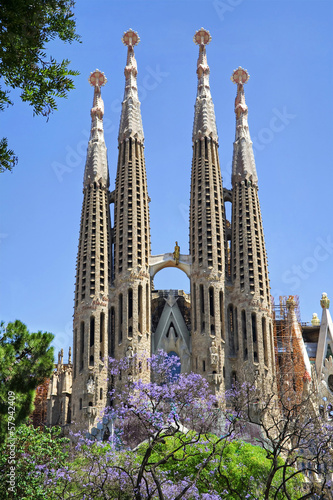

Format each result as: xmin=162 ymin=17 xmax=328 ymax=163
xmin=1 ymin=0 xmax=332 ymax=357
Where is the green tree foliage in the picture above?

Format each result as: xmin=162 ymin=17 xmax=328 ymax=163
xmin=145 ymin=435 xmax=304 ymax=499
xmin=0 ymin=0 xmax=80 ymax=172
xmin=0 ymin=425 xmax=70 ymax=500
xmin=0 ymin=320 xmax=54 ymax=442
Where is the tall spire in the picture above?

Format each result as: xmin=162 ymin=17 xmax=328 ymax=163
xmin=192 ymin=28 xmax=218 ymax=143
xmin=190 ymin=28 xmax=226 ymax=393
xmin=113 ymin=29 xmax=151 ymax=365
xmin=83 ymin=70 xmax=109 ymax=188
xmin=118 ymin=29 xmax=144 ymax=144
xmin=71 ymin=69 xmax=113 ymax=430
xmin=231 ymin=67 xmax=257 ymax=186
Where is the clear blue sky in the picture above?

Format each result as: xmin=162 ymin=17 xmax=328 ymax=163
xmin=1 ymin=0 xmax=332 ymax=358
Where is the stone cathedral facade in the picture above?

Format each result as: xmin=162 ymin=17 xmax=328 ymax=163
xmin=47 ymin=29 xmax=333 ymax=431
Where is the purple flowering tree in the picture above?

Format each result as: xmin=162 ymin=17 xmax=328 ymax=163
xmin=49 ymin=352 xmax=238 ymax=499
xmin=43 ymin=353 xmax=332 ymax=499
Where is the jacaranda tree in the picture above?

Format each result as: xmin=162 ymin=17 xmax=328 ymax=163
xmin=2 ymin=352 xmax=331 ymax=498
xmin=38 ymin=352 xmax=324 ymax=499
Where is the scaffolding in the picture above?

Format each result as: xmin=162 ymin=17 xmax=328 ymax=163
xmin=273 ymin=296 xmax=308 ymax=409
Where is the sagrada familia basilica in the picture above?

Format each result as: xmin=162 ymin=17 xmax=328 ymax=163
xmin=46 ymin=29 xmax=333 ymax=432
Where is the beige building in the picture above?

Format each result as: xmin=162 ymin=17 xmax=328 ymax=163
xmin=47 ymin=29 xmax=333 ymax=433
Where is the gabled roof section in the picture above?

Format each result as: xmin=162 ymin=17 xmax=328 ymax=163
xmin=316 ymin=293 xmax=333 ymax=379
xmin=118 ymin=29 xmax=144 ymax=144
xmin=83 ymin=69 xmax=109 ymax=188
xmin=154 ymin=293 xmax=191 ymax=353
xmin=192 ymin=28 xmax=218 ymax=143
xmin=231 ymin=67 xmax=258 ymax=186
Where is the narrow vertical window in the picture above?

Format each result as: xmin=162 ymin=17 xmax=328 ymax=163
xmin=119 ymin=294 xmax=123 ymax=343
xmin=138 ymin=285 xmax=142 ymax=334
xmin=269 ymin=322 xmax=275 ymax=368
xmin=90 ymin=316 xmax=95 ymax=347
xmin=209 ymin=287 xmax=214 ymax=316
xmin=252 ymin=313 xmax=258 ymax=363
xmin=242 ymin=310 xmax=248 ymax=360
xmin=100 ymin=312 xmax=105 ymax=360
xmin=108 ymin=307 xmax=115 ymax=357
xmin=219 ymin=291 xmax=224 ymax=340
xmin=200 ymin=284 xmax=204 ymax=313
xmin=89 ymin=317 xmax=95 ymax=366
xmin=200 ymin=284 xmax=205 ymax=333
xmin=128 ymin=289 xmax=133 ymax=319
xmin=228 ymin=305 xmax=235 ymax=355
xmin=80 ymin=321 xmax=84 ymax=370
xmin=234 ymin=307 xmax=239 ymax=352
xmin=74 ymin=328 xmax=77 ymax=379
xmin=262 ymin=316 xmax=268 ymax=366
xmin=252 ymin=313 xmax=257 ymax=343
xmin=100 ymin=312 xmax=104 ymax=343
xmin=193 ymin=285 xmax=197 ymax=331
xmin=146 ymin=283 xmax=149 ymax=332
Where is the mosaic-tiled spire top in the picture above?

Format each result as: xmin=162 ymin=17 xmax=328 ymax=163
xmin=83 ymin=70 xmax=109 ymax=188
xmin=192 ymin=28 xmax=218 ymax=143
xmin=118 ymin=29 xmax=144 ymax=144
xmin=231 ymin=67 xmax=257 ymax=186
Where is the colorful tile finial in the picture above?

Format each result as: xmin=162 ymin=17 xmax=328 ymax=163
xmin=88 ymin=69 xmax=107 ymax=87
xmin=122 ymin=29 xmax=140 ymax=47
xmin=193 ymin=28 xmax=211 ymax=46
xmin=231 ymin=66 xmax=250 ymax=85
xmin=320 ymin=292 xmax=330 ymax=309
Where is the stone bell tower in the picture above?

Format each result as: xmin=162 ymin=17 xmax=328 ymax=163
xmin=71 ymin=69 xmax=112 ymax=428
xmin=112 ymin=30 xmax=151 ymax=366
xmin=227 ymin=67 xmax=275 ymax=386
xmin=189 ymin=29 xmax=226 ymax=390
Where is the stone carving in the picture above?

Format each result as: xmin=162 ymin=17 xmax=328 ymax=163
xmin=126 ymin=345 xmax=133 ymax=358
xmin=311 ymin=313 xmax=320 ymax=326
xmin=209 ymin=341 xmax=218 ymax=366
xmin=58 ymin=348 xmax=64 ymax=365
xmin=87 ymin=376 xmax=95 ymax=395
xmin=173 ymin=241 xmax=180 ymax=265
xmin=116 ymin=269 xmax=150 ymax=285
xmin=320 ymin=293 xmax=330 ymax=309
